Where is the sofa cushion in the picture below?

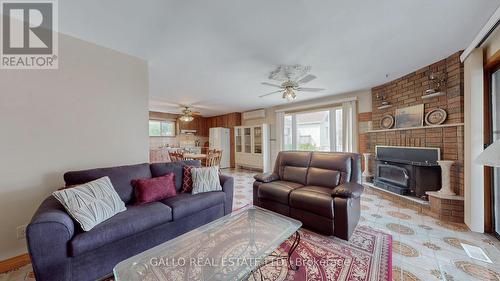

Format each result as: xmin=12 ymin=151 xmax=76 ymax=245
xmin=69 ymin=202 xmax=172 ymax=257
xmin=306 ymin=167 xmax=341 ymax=188
xmin=64 ymin=163 xmax=151 ymax=204
xmin=276 ymin=151 xmax=312 ymax=185
xmin=289 ymin=186 xmax=334 ymax=219
xmin=191 ymin=166 xmax=222 ymax=194
xmin=53 ymin=176 xmax=126 ymax=231
xmin=182 ymin=165 xmax=195 ymax=193
xmin=160 ymin=192 xmax=225 ymax=220
xmin=132 ymin=173 xmax=177 ymax=205
xmin=258 ymin=181 xmax=304 ymax=204
xmin=309 ymin=152 xmax=352 ymax=184
xmin=150 ymin=160 xmax=201 ymax=192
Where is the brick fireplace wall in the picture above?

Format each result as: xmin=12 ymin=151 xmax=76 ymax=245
xmin=360 ymin=51 xmax=465 ymax=196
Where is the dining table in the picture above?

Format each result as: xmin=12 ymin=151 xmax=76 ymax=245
xmin=183 ymin=153 xmax=207 ymax=160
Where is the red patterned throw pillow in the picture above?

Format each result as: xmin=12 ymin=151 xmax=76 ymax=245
xmin=132 ymin=173 xmax=177 ymax=205
xmin=182 ymin=166 xmax=195 ymax=193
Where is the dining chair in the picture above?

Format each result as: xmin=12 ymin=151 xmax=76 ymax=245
xmin=205 ymin=150 xmax=222 ymax=168
xmin=168 ymin=151 xmax=184 ymax=162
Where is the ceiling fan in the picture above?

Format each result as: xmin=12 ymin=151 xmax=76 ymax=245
xmin=178 ymin=106 xmax=201 ymax=122
xmin=259 ymin=65 xmax=325 ymax=101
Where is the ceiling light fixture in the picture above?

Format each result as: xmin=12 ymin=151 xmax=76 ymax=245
xmin=179 ymin=114 xmax=194 ymax=122
xmin=283 ymin=87 xmax=296 ymax=102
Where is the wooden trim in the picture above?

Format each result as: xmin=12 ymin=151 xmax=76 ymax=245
xmin=484 ymin=65 xmax=493 ymax=233
xmin=0 ymin=253 xmax=30 ymax=274
xmin=485 ymin=49 xmax=500 ymax=71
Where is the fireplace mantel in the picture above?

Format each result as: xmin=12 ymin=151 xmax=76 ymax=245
xmin=367 ymin=123 xmax=464 ymax=133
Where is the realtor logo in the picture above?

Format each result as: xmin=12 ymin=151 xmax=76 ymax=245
xmin=1 ymin=0 xmax=58 ymax=69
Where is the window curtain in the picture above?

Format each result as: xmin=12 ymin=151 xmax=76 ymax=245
xmin=275 ymin=111 xmax=285 ymax=152
xmin=271 ymin=111 xmax=285 ymax=170
xmin=342 ymin=100 xmax=358 ymax=152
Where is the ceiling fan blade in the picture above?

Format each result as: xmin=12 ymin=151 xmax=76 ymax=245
xmin=261 ymin=82 xmax=283 ymax=88
xmin=296 ymin=87 xmax=325 ymax=92
xmin=259 ymin=90 xmax=283 ymax=98
xmin=297 ymin=74 xmax=316 ymax=84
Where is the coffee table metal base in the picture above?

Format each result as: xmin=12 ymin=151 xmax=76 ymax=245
xmin=251 ymin=231 xmax=301 ymax=281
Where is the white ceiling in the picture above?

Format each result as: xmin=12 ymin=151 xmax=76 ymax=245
xmin=58 ymin=0 xmax=499 ymax=116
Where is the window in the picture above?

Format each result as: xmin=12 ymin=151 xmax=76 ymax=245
xmin=283 ymin=107 xmax=343 ymax=152
xmin=149 ymin=120 xmax=175 ymax=137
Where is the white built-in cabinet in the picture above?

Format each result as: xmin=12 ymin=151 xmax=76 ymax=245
xmin=234 ymin=124 xmax=270 ymax=172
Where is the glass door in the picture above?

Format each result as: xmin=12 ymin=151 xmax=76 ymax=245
xmin=235 ymin=128 xmax=242 ymax=153
xmin=254 ymin=126 xmax=262 ymax=154
xmin=244 ymin=127 xmax=251 ymax=153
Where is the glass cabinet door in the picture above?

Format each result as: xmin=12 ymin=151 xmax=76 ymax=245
xmin=235 ymin=128 xmax=242 ymax=152
xmin=244 ymin=127 xmax=251 ymax=153
xmin=253 ymin=126 xmax=262 ymax=154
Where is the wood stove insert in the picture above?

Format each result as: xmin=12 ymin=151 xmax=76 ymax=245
xmin=373 ymin=146 xmax=442 ymax=200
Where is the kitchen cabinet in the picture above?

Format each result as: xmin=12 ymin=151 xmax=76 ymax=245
xmin=177 ymin=116 xmax=208 ymax=136
xmin=174 ymin=112 xmax=241 ymax=166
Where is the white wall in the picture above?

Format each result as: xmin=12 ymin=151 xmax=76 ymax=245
xmin=0 ymin=33 xmax=149 ymax=260
xmin=464 ymin=48 xmax=485 ymax=232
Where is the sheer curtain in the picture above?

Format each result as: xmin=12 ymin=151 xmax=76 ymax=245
xmin=342 ymin=100 xmax=358 ymax=152
xmin=274 ymin=111 xmax=285 ymax=160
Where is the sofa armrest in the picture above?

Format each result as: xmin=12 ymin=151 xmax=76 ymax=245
xmin=332 ymin=182 xmax=364 ymax=199
xmin=254 ymin=173 xmax=279 ymax=183
xmin=219 ymin=174 xmax=234 ymax=215
xmin=27 ymin=196 xmax=75 ymax=281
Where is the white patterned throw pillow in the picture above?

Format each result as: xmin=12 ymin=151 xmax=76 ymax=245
xmin=53 ymin=176 xmax=126 ymax=231
xmin=191 ymin=166 xmax=222 ymax=194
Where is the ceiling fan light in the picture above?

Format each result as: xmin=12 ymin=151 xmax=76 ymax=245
xmin=179 ymin=115 xmax=194 ymax=122
xmin=283 ymin=90 xmax=296 ymax=102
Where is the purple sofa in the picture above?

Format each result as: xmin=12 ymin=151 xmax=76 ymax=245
xmin=26 ymin=160 xmax=234 ymax=281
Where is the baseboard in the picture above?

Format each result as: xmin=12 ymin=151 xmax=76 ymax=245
xmin=0 ymin=253 xmax=30 ymax=274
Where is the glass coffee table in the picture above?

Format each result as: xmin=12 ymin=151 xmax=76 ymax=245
xmin=113 ymin=206 xmax=302 ymax=281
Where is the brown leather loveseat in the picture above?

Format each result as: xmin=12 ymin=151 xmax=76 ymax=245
xmin=253 ymin=151 xmax=364 ymax=240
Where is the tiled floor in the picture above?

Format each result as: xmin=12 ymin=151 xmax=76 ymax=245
xmin=3 ymin=168 xmax=500 ymax=281
xmin=223 ymin=168 xmax=500 ymax=281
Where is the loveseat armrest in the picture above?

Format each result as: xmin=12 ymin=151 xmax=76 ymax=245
xmin=332 ymin=182 xmax=364 ymax=199
xmin=27 ymin=196 xmax=75 ymax=281
xmin=219 ymin=174 xmax=234 ymax=215
xmin=254 ymin=173 xmax=279 ymax=183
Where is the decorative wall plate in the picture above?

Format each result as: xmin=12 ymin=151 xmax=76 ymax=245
xmin=380 ymin=115 xmax=394 ymax=129
xmin=425 ymin=108 xmax=447 ymax=126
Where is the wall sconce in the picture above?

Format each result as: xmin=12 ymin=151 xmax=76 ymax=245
xmin=376 ymin=93 xmax=392 ymax=110
xmin=422 ymin=72 xmax=446 ymax=99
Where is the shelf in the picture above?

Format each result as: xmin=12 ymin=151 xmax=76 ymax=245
xmin=421 ymin=91 xmax=445 ymax=99
xmin=367 ymin=123 xmax=464 ymax=133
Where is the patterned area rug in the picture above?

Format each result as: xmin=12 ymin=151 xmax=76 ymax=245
xmin=6 ymin=226 xmax=391 ymax=281
xmin=249 ymin=226 xmax=392 ymax=281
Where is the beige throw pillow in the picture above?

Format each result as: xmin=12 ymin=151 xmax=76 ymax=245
xmin=191 ymin=166 xmax=222 ymax=194
xmin=52 ymin=176 xmax=126 ymax=231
